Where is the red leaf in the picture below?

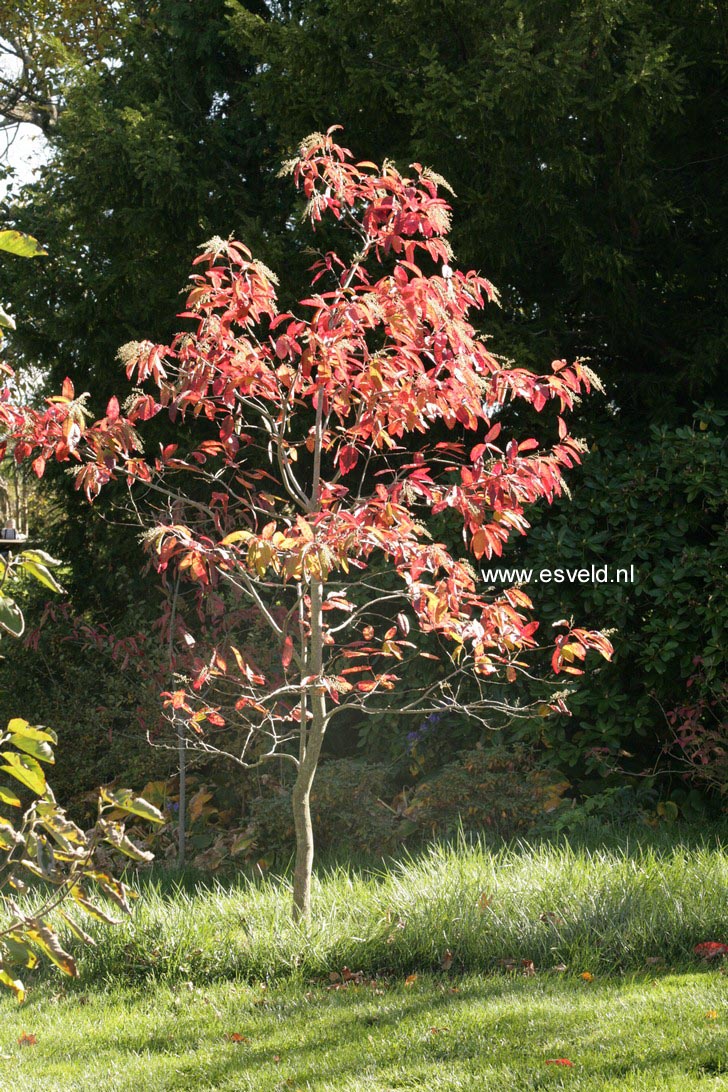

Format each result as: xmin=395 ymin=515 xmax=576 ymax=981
xmin=282 ymin=636 xmax=294 ymax=669
xmin=545 ymin=1058 xmax=573 ymax=1067
xmin=106 ymin=395 xmax=120 ymax=422
xmin=338 ymin=444 xmax=359 ymax=475
xmin=61 ymin=377 xmax=74 ymax=401
xmin=32 ymin=455 xmax=46 ymax=478
xmin=694 ymin=942 xmax=728 ymax=959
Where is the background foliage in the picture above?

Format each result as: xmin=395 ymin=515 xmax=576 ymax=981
xmin=0 ymin=0 xmax=725 ymax=856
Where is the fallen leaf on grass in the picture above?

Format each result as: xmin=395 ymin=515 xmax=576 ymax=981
xmin=227 ymin=1033 xmax=249 ymax=1043
xmin=440 ymin=949 xmax=453 ymax=971
xmin=694 ymin=942 xmax=728 ymax=960
xmin=17 ymin=1033 xmax=37 ymax=1047
xmin=545 ymin=1058 xmax=574 ymax=1067
xmin=404 ymin=973 xmax=418 ymax=987
xmin=522 ymin=959 xmax=536 ymax=977
xmin=327 ymin=967 xmax=367 ymax=990
xmin=580 ymin=971 xmax=594 ymax=982
xmin=540 ymin=911 xmax=566 ymax=928
xmin=705 ymin=1010 xmax=719 ymax=1020
xmin=429 ymin=1026 xmax=450 ymax=1035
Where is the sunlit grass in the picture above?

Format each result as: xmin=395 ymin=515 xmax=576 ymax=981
xmin=53 ymin=834 xmax=728 ymax=986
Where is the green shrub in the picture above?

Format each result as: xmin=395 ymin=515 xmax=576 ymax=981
xmin=0 ymin=600 xmax=173 ymax=815
xmin=251 ymin=759 xmax=401 ymax=860
xmin=498 ymin=412 xmax=728 ymax=796
xmin=404 ymin=744 xmax=569 ymax=839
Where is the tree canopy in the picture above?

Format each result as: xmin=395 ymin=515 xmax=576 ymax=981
xmin=2 ymin=0 xmax=725 ymax=422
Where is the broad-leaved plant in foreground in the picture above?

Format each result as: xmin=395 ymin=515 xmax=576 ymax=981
xmin=0 ymin=232 xmax=162 ymax=1001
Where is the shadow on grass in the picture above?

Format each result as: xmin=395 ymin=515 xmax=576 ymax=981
xmin=17 ymin=973 xmax=727 ymax=1091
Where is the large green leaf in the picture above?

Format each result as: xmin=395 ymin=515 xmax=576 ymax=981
xmin=16 ymin=555 xmax=65 ymax=594
xmin=0 ymin=785 xmax=21 ymax=807
xmin=100 ymin=787 xmax=164 ymax=825
xmin=0 ymin=752 xmax=46 ymax=795
xmin=0 ymin=304 xmax=16 ymax=330
xmin=0 ymin=597 xmax=24 ymax=638
xmin=17 ymin=548 xmax=63 ymax=568
xmin=8 ymin=719 xmax=57 ymax=744
xmin=0 ymin=230 xmax=47 ymax=258
xmin=11 ymin=734 xmax=55 ymax=765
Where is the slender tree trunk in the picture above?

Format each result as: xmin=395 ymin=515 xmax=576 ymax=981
xmin=291 ymin=579 xmax=326 ymax=920
xmin=12 ymin=463 xmax=20 ymax=527
xmin=291 ymin=760 xmax=315 ymax=920
xmin=177 ymin=718 xmax=186 ymax=868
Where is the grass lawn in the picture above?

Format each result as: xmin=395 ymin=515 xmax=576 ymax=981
xmin=2 ymin=831 xmax=728 ymax=1089
xmin=2 ymin=971 xmax=728 ymax=1090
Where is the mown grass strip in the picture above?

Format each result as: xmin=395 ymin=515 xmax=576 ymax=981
xmin=2 ymin=972 xmax=728 ymax=1091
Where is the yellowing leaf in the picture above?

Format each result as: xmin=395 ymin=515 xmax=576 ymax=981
xmin=7 ymin=721 xmax=57 ymax=744
xmin=188 ymin=789 xmax=214 ymax=824
xmin=26 ymin=923 xmax=78 ymax=977
xmin=100 ymin=787 xmax=164 ymax=824
xmin=0 ymin=969 xmax=25 ymax=1003
xmin=220 ymin=530 xmax=251 ymax=546
xmin=0 ymin=752 xmax=46 ymax=795
xmin=0 ymin=230 xmax=46 ymax=258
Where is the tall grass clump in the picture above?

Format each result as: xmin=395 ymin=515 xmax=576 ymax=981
xmin=39 ymin=834 xmax=728 ymax=987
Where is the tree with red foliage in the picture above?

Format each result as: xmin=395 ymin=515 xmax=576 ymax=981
xmin=1 ymin=129 xmax=612 ymax=918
